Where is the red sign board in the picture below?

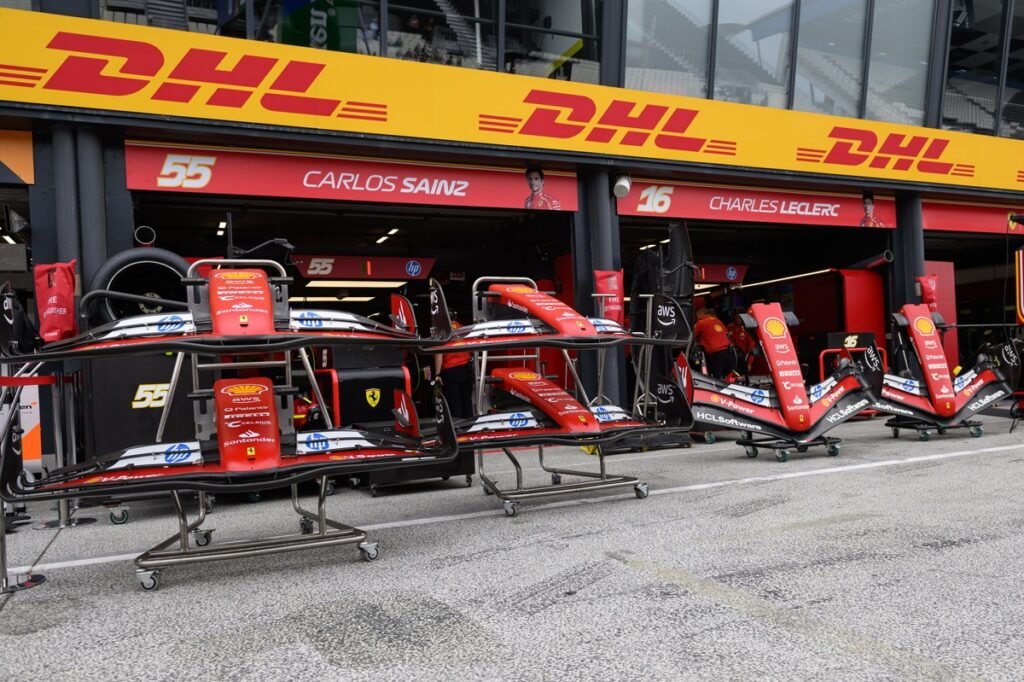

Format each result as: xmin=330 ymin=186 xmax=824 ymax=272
xmin=617 ymin=181 xmax=895 ymax=228
xmin=292 ymin=255 xmax=436 ymax=280
xmin=124 ymin=142 xmax=578 ymax=211
xmin=922 ymin=201 xmax=1024 ymax=235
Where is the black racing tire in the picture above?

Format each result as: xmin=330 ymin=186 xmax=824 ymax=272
xmin=87 ymin=247 xmax=190 ymax=324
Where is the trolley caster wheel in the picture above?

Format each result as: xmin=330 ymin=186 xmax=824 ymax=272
xmin=465 ymin=475 xmax=473 ymax=487
xmin=703 ymin=432 xmax=716 ymax=445
xmin=192 ymin=530 xmax=212 ymax=547
xmin=299 ymin=518 xmax=314 ymax=535
xmin=203 ymin=495 xmax=216 ymax=514
xmin=482 ymin=482 xmax=495 ymax=496
xmin=369 ymin=485 xmax=379 ymax=498
xmin=937 ymin=427 xmax=947 ymax=435
xmin=918 ymin=431 xmax=931 ymax=442
xmin=551 ymin=473 xmax=562 ymax=485
xmin=891 ymin=427 xmax=900 ymax=439
xmin=137 ymin=571 xmax=160 ymax=592
xmin=744 ymin=446 xmax=759 ymax=458
xmin=442 ymin=476 xmax=450 ymax=481
xmin=109 ymin=508 xmax=130 ymax=525
xmin=634 ymin=483 xmax=650 ymax=499
xmin=797 ymin=445 xmax=808 ymax=453
xmin=358 ymin=542 xmax=379 ymax=562
xmin=324 ymin=480 xmax=336 ymax=496
xmin=503 ymin=500 xmax=519 ymax=517
xmin=826 ymin=444 xmax=840 ymax=457
xmin=246 ymin=492 xmax=261 ymax=504
xmin=969 ymin=425 xmax=984 ymax=438
xmin=776 ymin=450 xmax=790 ymax=463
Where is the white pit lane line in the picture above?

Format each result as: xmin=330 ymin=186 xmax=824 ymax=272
xmin=9 ymin=443 xmax=1024 ymax=575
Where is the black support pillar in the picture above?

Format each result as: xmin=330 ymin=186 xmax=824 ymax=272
xmin=892 ymin=190 xmax=926 ymax=310
xmin=76 ymin=129 xmax=108 ymax=286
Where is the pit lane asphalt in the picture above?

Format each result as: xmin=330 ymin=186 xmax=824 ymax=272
xmin=3 ymin=414 xmax=1024 ymax=681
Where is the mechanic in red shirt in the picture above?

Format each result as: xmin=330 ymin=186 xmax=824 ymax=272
xmin=693 ymin=306 xmax=736 ymax=379
xmin=433 ymin=314 xmax=474 ymax=418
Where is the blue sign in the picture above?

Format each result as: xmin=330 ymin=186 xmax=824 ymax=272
xmin=750 ymin=389 xmax=766 ymax=405
xmin=163 ymin=443 xmax=191 ymax=464
xmin=156 ymin=315 xmax=185 ymax=333
xmin=405 ymin=260 xmax=422 ymax=277
xmin=593 ymin=405 xmax=613 ymax=422
xmin=902 ymin=379 xmax=916 ymax=393
xmin=305 ymin=433 xmax=330 ymax=451
xmin=506 ymin=320 xmax=527 ymax=334
xmin=811 ymin=384 xmax=824 ymax=400
xmin=509 ymin=412 xmax=528 ymax=428
xmin=725 ymin=266 xmax=738 ymax=281
xmin=297 ymin=311 xmax=323 ymax=328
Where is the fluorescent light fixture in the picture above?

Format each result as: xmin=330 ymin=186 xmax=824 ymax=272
xmin=1 ymin=235 xmax=14 ymax=245
xmin=375 ymin=235 xmax=389 ymax=244
xmin=659 ymin=238 xmax=671 ymax=244
xmin=216 ymin=230 xmax=224 ymax=237
xmin=217 ymin=221 xmax=227 ymax=229
xmin=341 ymin=296 xmax=374 ymax=302
xmin=306 ymin=280 xmax=405 ymax=289
xmin=387 ymin=228 xmax=399 ymax=235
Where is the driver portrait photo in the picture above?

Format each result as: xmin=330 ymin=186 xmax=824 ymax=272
xmin=524 ymin=166 xmax=562 ymax=210
xmin=860 ymin=191 xmax=885 ymax=228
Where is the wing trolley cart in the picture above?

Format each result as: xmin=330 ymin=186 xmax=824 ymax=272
xmin=871 ymin=305 xmax=1020 ymax=441
xmin=0 ymin=365 xmax=47 ymax=593
xmin=0 ymin=260 xmax=458 ymax=590
xmin=429 ymin=276 xmax=692 ymax=517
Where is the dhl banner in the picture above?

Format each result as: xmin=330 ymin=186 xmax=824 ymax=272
xmin=617 ymin=180 xmax=896 ymax=228
xmin=0 ymin=130 xmax=33 ymax=184
xmin=4 ymin=9 xmax=1024 ymax=192
xmin=124 ymin=141 xmax=577 ymax=210
xmin=1017 ymin=249 xmax=1024 ymax=326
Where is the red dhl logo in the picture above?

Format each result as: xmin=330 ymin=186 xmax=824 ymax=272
xmin=1 ymin=31 xmax=387 ymax=121
xmin=220 ymin=383 xmax=269 ymax=395
xmin=797 ymin=126 xmax=974 ymax=178
xmin=481 ymin=89 xmax=737 ymax=156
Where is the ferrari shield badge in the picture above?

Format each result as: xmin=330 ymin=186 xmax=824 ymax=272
xmin=365 ymin=388 xmax=381 ymax=408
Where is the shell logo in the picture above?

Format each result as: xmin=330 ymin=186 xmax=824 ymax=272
xmin=508 ymin=371 xmax=540 ymax=381
xmin=913 ymin=317 xmax=935 ymax=335
xmin=220 ymin=383 xmax=269 ymax=395
xmin=762 ymin=317 xmax=787 ymax=338
xmin=509 ymin=286 xmax=536 ymax=294
xmin=216 ymin=271 xmax=259 ymax=280
xmin=711 ymin=394 xmax=720 ymax=403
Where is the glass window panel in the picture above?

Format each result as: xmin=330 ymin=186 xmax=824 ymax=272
xmin=625 ymin=0 xmax=712 ymax=98
xmin=865 ymin=0 xmax=935 ymax=125
xmin=505 ymin=29 xmax=600 ymax=83
xmin=277 ymin=1 xmax=381 ymax=55
xmin=793 ymin=0 xmax=868 ymax=117
xmin=714 ymin=0 xmax=793 ymax=108
xmin=387 ymin=6 xmax=497 ymax=69
xmin=943 ymin=0 xmax=1006 ymax=135
xmin=505 ymin=0 xmax=599 ymax=35
xmin=1000 ymin=1 xmax=1024 ymax=138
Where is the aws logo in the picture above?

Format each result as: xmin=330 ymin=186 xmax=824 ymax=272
xmin=796 ymin=126 xmax=973 ymax=178
xmin=7 ymin=31 xmax=387 ymax=122
xmin=480 ymin=89 xmax=736 ymax=156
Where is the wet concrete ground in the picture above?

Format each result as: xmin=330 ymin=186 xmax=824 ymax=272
xmin=2 ymin=414 xmax=1023 ymax=680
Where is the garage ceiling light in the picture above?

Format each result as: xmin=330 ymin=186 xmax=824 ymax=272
xmin=375 ymin=235 xmax=389 ymax=244
xmin=387 ymin=228 xmax=399 ymax=235
xmin=1 ymin=235 xmax=14 ymax=245
xmin=305 ymin=280 xmax=405 ymax=289
xmin=341 ymin=296 xmax=374 ymax=302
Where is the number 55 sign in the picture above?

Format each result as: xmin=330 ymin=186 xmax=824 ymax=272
xmin=156 ymin=154 xmax=216 ymax=189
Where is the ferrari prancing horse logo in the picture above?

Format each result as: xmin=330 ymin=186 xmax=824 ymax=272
xmin=365 ymin=388 xmax=381 ymax=408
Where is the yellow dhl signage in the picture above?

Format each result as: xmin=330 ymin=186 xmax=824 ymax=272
xmin=2 ymin=8 xmax=1024 ymax=192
